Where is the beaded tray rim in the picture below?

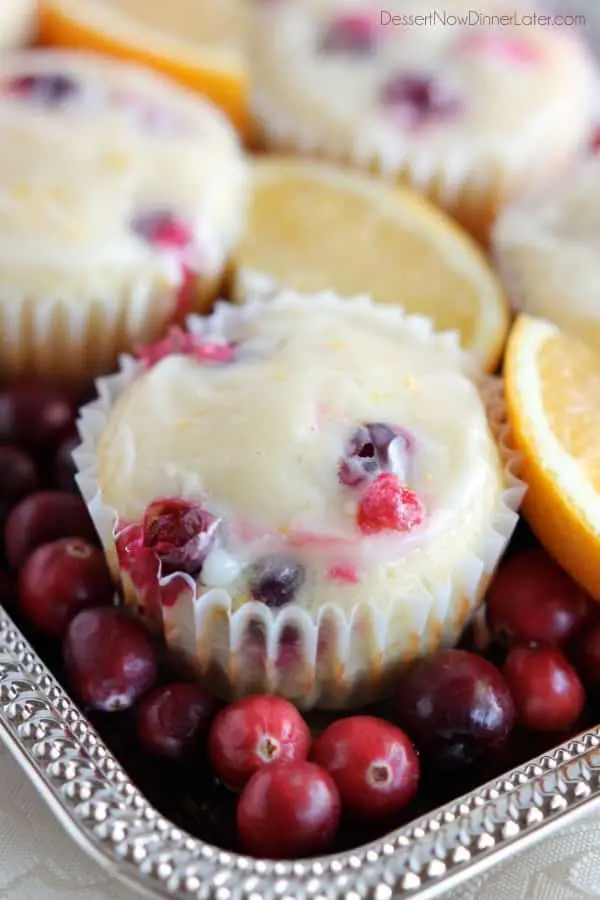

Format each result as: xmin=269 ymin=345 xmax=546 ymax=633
xmin=2 ymin=603 xmax=600 ymax=900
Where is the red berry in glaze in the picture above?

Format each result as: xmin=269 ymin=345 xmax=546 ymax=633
xmin=319 ymin=13 xmax=379 ymax=56
xmin=136 ymin=683 xmax=216 ymax=760
xmin=4 ymin=491 xmax=98 ymax=570
xmin=310 ymin=716 xmax=419 ymax=821
xmin=248 ymin=554 xmax=305 ymax=607
xmin=142 ymin=498 xmax=219 ymax=576
xmin=380 ymin=74 xmax=461 ymax=127
xmin=394 ymin=649 xmax=515 ymax=767
xmin=487 ymin=549 xmax=590 ymax=647
xmin=6 ymin=74 xmax=79 ymax=106
xmin=18 ymin=538 xmax=114 ymax=637
xmin=237 ymin=762 xmax=340 ymax=859
xmin=63 ymin=607 xmax=158 ymax=711
xmin=503 ymin=645 xmax=585 ymax=732
xmin=132 ymin=211 xmax=191 ymax=248
xmin=0 ymin=382 xmax=76 ymax=447
xmin=0 ymin=446 xmax=39 ymax=507
xmin=208 ymin=694 xmax=311 ymax=790
xmin=357 ymin=473 xmax=424 ymax=535
xmin=338 ymin=423 xmax=412 ymax=487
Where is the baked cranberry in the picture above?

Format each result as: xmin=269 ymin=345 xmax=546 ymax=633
xmin=237 ymin=762 xmax=341 ymax=859
xmin=357 ymin=473 xmax=424 ymax=535
xmin=0 ymin=382 xmax=76 ymax=448
xmin=208 ymin=694 xmax=311 ymax=790
xmin=4 ymin=491 xmax=98 ymax=570
xmin=142 ymin=498 xmax=219 ymax=577
xmin=487 ymin=549 xmax=590 ymax=647
xmin=310 ymin=716 xmax=419 ymax=821
xmin=136 ymin=683 xmax=216 ymax=760
xmin=0 ymin=446 xmax=39 ymax=507
xmin=380 ymin=74 xmax=461 ymax=127
xmin=503 ymin=645 xmax=585 ymax=732
xmin=248 ymin=554 xmax=305 ymax=607
xmin=6 ymin=73 xmax=79 ymax=105
xmin=136 ymin=327 xmax=236 ymax=370
xmin=319 ymin=13 xmax=379 ymax=55
xmin=339 ymin=423 xmax=406 ymax=487
xmin=63 ymin=607 xmax=158 ymax=711
xmin=52 ymin=433 xmax=80 ymax=493
xmin=575 ymin=622 xmax=600 ymax=694
xmin=18 ymin=538 xmax=114 ymax=637
xmin=394 ymin=649 xmax=515 ymax=767
xmin=132 ymin=211 xmax=192 ymax=248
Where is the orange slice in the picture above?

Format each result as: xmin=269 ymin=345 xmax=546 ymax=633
xmin=505 ymin=314 xmax=600 ymax=599
xmin=38 ymin=0 xmax=248 ymax=132
xmin=232 ymin=158 xmax=509 ymax=372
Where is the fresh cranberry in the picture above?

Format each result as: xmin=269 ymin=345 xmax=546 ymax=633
xmin=6 ymin=73 xmax=79 ymax=105
xmin=380 ymin=74 xmax=461 ymax=127
xmin=319 ymin=13 xmax=379 ymax=55
xmin=18 ymin=538 xmax=114 ymax=637
xmin=136 ymin=683 xmax=216 ymax=760
xmin=136 ymin=327 xmax=236 ymax=370
xmin=487 ymin=549 xmax=590 ymax=647
xmin=52 ymin=433 xmax=80 ymax=493
xmin=63 ymin=607 xmax=158 ymax=711
xmin=0 ymin=446 xmax=39 ymax=507
xmin=4 ymin=491 xmax=98 ymax=570
xmin=575 ymin=622 xmax=600 ymax=694
xmin=394 ymin=649 xmax=515 ymax=766
xmin=310 ymin=716 xmax=419 ymax=821
xmin=503 ymin=645 xmax=585 ymax=732
xmin=208 ymin=694 xmax=311 ymax=790
xmin=142 ymin=498 xmax=219 ymax=577
xmin=0 ymin=382 xmax=76 ymax=447
xmin=248 ymin=554 xmax=305 ymax=607
xmin=237 ymin=762 xmax=341 ymax=859
xmin=357 ymin=473 xmax=424 ymax=535
xmin=338 ymin=423 xmax=410 ymax=487
xmin=132 ymin=211 xmax=192 ymax=248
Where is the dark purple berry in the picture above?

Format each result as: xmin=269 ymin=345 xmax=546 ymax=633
xmin=142 ymin=498 xmax=219 ymax=577
xmin=338 ymin=422 xmax=409 ymax=487
xmin=248 ymin=555 xmax=305 ymax=608
xmin=0 ymin=382 xmax=76 ymax=447
xmin=7 ymin=73 xmax=79 ymax=106
xmin=380 ymin=74 xmax=461 ymax=127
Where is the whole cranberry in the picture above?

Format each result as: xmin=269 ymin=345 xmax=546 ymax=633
xmin=52 ymin=434 xmax=81 ymax=493
xmin=4 ymin=491 xmax=98 ymax=569
xmin=63 ymin=607 xmax=158 ymax=711
xmin=208 ymin=694 xmax=311 ymax=790
xmin=503 ymin=645 xmax=585 ymax=732
xmin=248 ymin=554 xmax=305 ymax=607
xmin=487 ymin=549 xmax=590 ymax=647
xmin=0 ymin=446 xmax=39 ymax=508
xmin=136 ymin=683 xmax=216 ymax=760
xmin=0 ymin=382 xmax=76 ymax=447
xmin=18 ymin=538 xmax=114 ymax=637
xmin=237 ymin=762 xmax=341 ymax=859
xmin=310 ymin=716 xmax=419 ymax=821
xmin=394 ymin=649 xmax=515 ymax=767
xmin=575 ymin=622 xmax=600 ymax=695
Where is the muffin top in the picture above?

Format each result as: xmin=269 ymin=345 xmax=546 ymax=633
xmin=97 ymin=294 xmax=506 ymax=611
xmin=249 ymin=0 xmax=594 ymax=166
xmin=0 ymin=50 xmax=247 ymax=288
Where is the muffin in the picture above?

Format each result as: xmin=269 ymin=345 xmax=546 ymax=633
xmin=0 ymin=49 xmax=247 ymax=385
xmin=247 ymin=0 xmax=596 ymax=242
xmin=75 ymin=291 xmax=524 ymax=709
xmin=0 ymin=0 xmax=36 ymax=49
xmin=493 ymin=155 xmax=600 ymax=349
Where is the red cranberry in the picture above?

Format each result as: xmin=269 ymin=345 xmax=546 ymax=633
xmin=208 ymin=694 xmax=311 ymax=790
xmin=4 ymin=491 xmax=98 ymax=569
xmin=487 ymin=549 xmax=590 ymax=647
xmin=394 ymin=649 xmax=515 ymax=767
xmin=142 ymin=498 xmax=219 ymax=576
xmin=248 ymin=554 xmax=305 ymax=607
xmin=503 ymin=645 xmax=585 ymax=732
xmin=380 ymin=74 xmax=462 ymax=127
xmin=136 ymin=683 xmax=216 ymax=760
xmin=237 ymin=762 xmax=341 ymax=859
xmin=18 ymin=538 xmax=114 ymax=637
xmin=132 ymin=211 xmax=191 ymax=248
xmin=357 ymin=473 xmax=424 ymax=535
xmin=310 ymin=716 xmax=419 ymax=821
xmin=575 ymin=622 xmax=600 ymax=694
xmin=52 ymin=433 xmax=80 ymax=493
xmin=63 ymin=607 xmax=158 ymax=711
xmin=0 ymin=382 xmax=76 ymax=447
xmin=0 ymin=446 xmax=39 ymax=507
xmin=6 ymin=73 xmax=79 ymax=105
xmin=319 ymin=13 xmax=379 ymax=55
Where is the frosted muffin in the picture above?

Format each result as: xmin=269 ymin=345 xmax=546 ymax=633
xmin=75 ymin=291 xmax=523 ymax=709
xmin=0 ymin=0 xmax=36 ymax=49
xmin=493 ymin=156 xmax=600 ymax=349
xmin=0 ymin=49 xmax=247 ymax=385
xmin=248 ymin=0 xmax=595 ymax=242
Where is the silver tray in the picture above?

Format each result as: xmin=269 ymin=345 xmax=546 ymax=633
xmin=2 ymin=604 xmax=600 ymax=900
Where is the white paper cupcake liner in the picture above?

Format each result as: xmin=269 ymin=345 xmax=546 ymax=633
xmin=74 ymin=290 xmax=526 ymax=710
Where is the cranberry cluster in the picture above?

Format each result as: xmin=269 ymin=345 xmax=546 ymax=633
xmin=3 ymin=379 xmax=600 ymax=861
